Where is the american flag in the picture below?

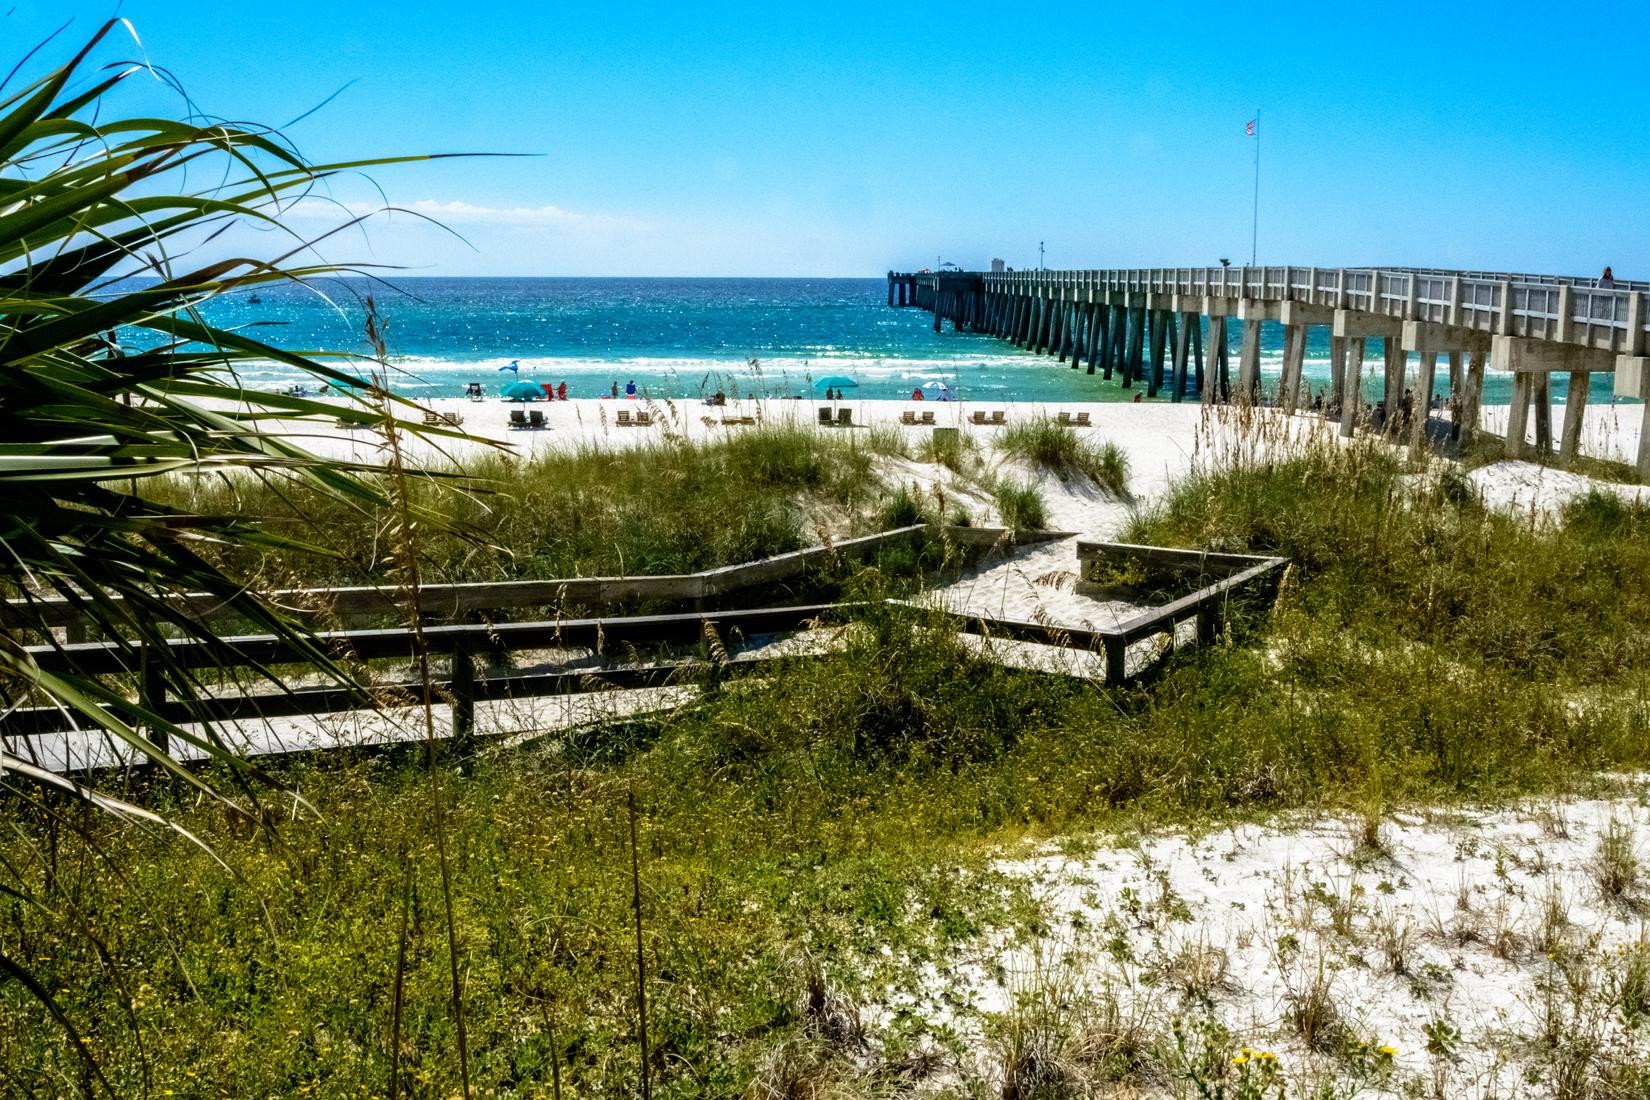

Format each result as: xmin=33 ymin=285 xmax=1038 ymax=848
xmin=1246 ymin=119 xmax=1256 ymax=136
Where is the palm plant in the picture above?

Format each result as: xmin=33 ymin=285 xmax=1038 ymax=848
xmin=0 ymin=20 xmax=468 ymax=1073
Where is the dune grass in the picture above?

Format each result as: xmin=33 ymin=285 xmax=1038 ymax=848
xmin=992 ymin=480 xmax=1049 ymax=534
xmin=997 ymin=419 xmax=1131 ymax=497
xmin=1126 ymin=441 xmax=1650 ymax=685
xmin=9 ymin=436 xmax=1650 ymax=1093
xmin=143 ymin=425 xmax=904 ymax=590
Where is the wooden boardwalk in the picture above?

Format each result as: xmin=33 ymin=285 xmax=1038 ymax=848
xmin=890 ymin=266 xmax=1650 ymax=475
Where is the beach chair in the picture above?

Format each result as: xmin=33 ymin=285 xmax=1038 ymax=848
xmin=920 ymin=410 xmax=935 ymax=426
xmin=528 ymin=409 xmax=546 ymax=429
xmin=635 ymin=410 xmax=653 ymax=426
xmin=818 ymin=407 xmax=833 ymax=425
xmin=1056 ymin=411 xmax=1072 ymax=425
xmin=443 ymin=411 xmax=465 ymax=427
xmin=969 ymin=410 xmax=987 ymax=425
xmin=508 ymin=409 xmax=528 ymax=430
xmin=836 ymin=407 xmax=852 ymax=426
xmin=616 ymin=409 xmax=633 ymax=427
xmin=1075 ymin=411 xmax=1090 ymax=427
xmin=990 ymin=411 xmax=1006 ymax=425
xmin=423 ymin=409 xmax=441 ymax=426
xmin=900 ymin=410 xmax=917 ymax=425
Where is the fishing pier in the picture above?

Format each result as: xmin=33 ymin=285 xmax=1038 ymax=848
xmin=888 ymin=266 xmax=1650 ymax=475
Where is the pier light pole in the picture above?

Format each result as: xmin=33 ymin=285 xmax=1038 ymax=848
xmin=1250 ymin=110 xmax=1260 ymax=266
xmin=1039 ymin=241 xmax=1045 ymax=270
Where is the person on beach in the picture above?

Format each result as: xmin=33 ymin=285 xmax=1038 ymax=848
xmin=610 ymin=381 xmax=619 ymax=399
xmin=1133 ymin=392 xmax=1143 ymax=404
xmin=556 ymin=381 xmax=568 ymax=401
xmin=1313 ymin=390 xmax=1324 ymax=413
xmin=911 ymin=387 xmax=924 ymax=400
xmin=1400 ymin=389 xmax=1414 ymax=433
xmin=625 ymin=380 xmax=637 ymax=398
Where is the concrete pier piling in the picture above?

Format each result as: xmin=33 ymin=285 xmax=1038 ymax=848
xmin=891 ymin=266 xmax=1649 ymax=474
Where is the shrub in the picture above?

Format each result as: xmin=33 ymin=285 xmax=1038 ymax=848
xmin=994 ymin=481 xmax=1048 ymax=533
xmin=997 ymin=419 xmax=1130 ymax=496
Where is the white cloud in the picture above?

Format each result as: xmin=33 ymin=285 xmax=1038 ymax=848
xmin=286 ymin=197 xmax=645 ymax=233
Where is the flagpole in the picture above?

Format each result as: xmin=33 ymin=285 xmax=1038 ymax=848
xmin=1250 ymin=109 xmax=1260 ymax=267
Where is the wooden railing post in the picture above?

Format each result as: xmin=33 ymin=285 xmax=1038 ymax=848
xmin=450 ymin=637 xmax=475 ymax=764
xmin=1196 ymin=603 xmax=1220 ymax=646
xmin=139 ymin=643 xmax=167 ymax=755
xmin=1103 ymin=635 xmax=1127 ymax=687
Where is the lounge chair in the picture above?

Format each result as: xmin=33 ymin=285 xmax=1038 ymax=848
xmin=423 ymin=409 xmax=442 ymax=426
xmin=818 ymin=407 xmax=833 ymax=425
xmin=635 ymin=410 xmax=653 ymax=426
xmin=508 ymin=409 xmax=528 ymax=430
xmin=616 ymin=409 xmax=633 ymax=426
xmin=969 ymin=410 xmax=988 ymax=425
xmin=1075 ymin=411 xmax=1091 ymax=427
xmin=920 ymin=410 xmax=935 ymax=426
xmin=900 ymin=410 xmax=917 ymax=425
xmin=836 ymin=407 xmax=852 ymax=426
xmin=1056 ymin=411 xmax=1072 ymax=425
xmin=528 ymin=409 xmax=546 ymax=429
xmin=990 ymin=411 xmax=1006 ymax=425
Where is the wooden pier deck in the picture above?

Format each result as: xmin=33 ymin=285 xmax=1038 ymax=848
xmin=889 ymin=266 xmax=1650 ymax=475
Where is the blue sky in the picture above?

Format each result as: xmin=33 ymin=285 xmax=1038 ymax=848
xmin=14 ymin=1 xmax=1650 ymax=276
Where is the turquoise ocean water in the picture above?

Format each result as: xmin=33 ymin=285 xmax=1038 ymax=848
xmin=177 ymin=277 xmax=1625 ymax=406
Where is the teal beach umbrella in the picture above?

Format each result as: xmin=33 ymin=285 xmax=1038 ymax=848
xmin=502 ymin=381 xmax=544 ymax=400
xmin=814 ymin=375 xmax=857 ymax=392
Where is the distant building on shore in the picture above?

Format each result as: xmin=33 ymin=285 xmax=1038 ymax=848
xmin=990 ymin=258 xmax=1006 ymax=273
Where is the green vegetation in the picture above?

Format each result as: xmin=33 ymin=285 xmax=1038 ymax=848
xmin=0 ymin=22 xmax=455 ymax=756
xmin=0 ymin=23 xmax=481 ymax=1075
xmin=150 ymin=426 xmax=902 ymax=589
xmin=1126 ymin=442 xmax=1650 ymax=686
xmin=992 ymin=479 xmax=1049 ymax=534
xmin=9 ymin=438 xmax=1650 ymax=1093
xmin=997 ymin=419 xmax=1131 ymax=497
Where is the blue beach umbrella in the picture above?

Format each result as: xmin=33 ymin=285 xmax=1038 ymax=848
xmin=501 ymin=380 xmax=543 ymax=400
xmin=813 ymin=375 xmax=857 ymax=392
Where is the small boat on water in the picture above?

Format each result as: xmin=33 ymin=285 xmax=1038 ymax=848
xmin=248 ymin=294 xmax=262 ymax=304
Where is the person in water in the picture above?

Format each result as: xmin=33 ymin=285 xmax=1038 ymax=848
xmin=610 ymin=381 xmax=619 ymax=399
xmin=556 ymin=380 xmax=568 ymax=401
xmin=911 ymin=387 xmax=924 ymax=400
xmin=625 ymin=379 xmax=637 ymax=398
